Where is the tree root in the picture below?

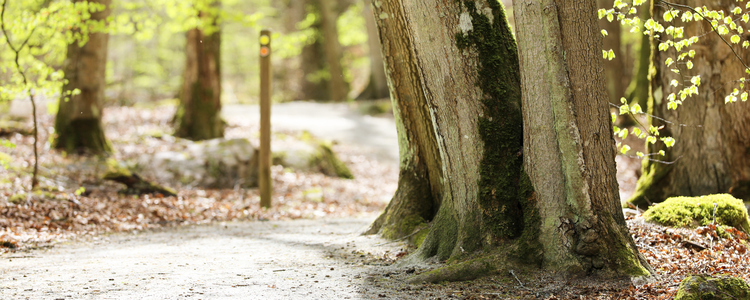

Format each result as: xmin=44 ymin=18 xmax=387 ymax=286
xmin=406 ymin=254 xmax=509 ymax=284
xmin=103 ymin=166 xmax=176 ymax=197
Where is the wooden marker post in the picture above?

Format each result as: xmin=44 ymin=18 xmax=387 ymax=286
xmin=259 ymin=29 xmax=272 ymax=208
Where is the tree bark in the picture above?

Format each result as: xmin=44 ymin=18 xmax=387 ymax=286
xmin=53 ymin=0 xmax=112 ymax=154
xmin=628 ymin=0 xmax=750 ymax=207
xmin=355 ymin=0 xmax=390 ymax=100
xmin=173 ymin=1 xmax=224 ymax=141
xmin=368 ymin=0 xmax=651 ymax=280
xmin=515 ymin=0 xmax=650 ymax=276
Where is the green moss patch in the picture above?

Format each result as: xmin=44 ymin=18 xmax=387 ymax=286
xmin=455 ymin=0 xmax=525 ymax=241
xmin=675 ymin=275 xmax=750 ymax=300
xmin=643 ymin=194 xmax=750 ymax=233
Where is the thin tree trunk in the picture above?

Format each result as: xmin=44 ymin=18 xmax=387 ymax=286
xmin=356 ymin=0 xmax=389 ymax=100
xmin=317 ymin=0 xmax=348 ymax=101
xmin=625 ymin=1 xmax=651 ymax=110
xmin=598 ymin=0 xmax=625 ymax=104
xmin=54 ymin=0 xmax=112 ymax=154
xmin=174 ymin=2 xmax=223 ymax=141
xmin=628 ymin=0 xmax=750 ymax=207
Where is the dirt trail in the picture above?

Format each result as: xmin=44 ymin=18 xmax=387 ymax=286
xmin=0 ymin=215 xmax=434 ymax=299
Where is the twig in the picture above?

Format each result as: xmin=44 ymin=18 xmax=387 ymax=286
xmin=509 ymin=269 xmax=524 ymax=288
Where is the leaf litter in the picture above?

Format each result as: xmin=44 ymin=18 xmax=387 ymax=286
xmin=0 ymin=105 xmax=397 ymax=253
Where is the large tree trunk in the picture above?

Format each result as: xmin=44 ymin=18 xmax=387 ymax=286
xmin=355 ymin=0 xmax=390 ymax=100
xmin=627 ymin=0 xmax=750 ymax=207
xmin=54 ymin=0 xmax=112 ymax=154
xmin=173 ymin=2 xmax=223 ymax=141
xmin=367 ymin=0 xmax=650 ymax=281
xmin=516 ymin=0 xmax=650 ymax=276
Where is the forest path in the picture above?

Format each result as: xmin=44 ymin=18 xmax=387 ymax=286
xmin=0 ymin=216 xmax=424 ymax=299
xmin=222 ymin=101 xmax=400 ymax=164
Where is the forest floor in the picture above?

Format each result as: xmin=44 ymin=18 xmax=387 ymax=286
xmin=1 ymin=101 xmax=749 ymax=299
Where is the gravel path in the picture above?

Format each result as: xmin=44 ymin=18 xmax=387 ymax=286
xmin=0 ymin=215 xmax=425 ymax=300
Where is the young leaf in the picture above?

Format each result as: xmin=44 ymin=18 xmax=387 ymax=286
xmin=620 ymin=145 xmax=631 ymax=154
xmin=661 ymin=137 xmax=676 ymax=147
xmin=630 ymin=103 xmax=644 ymax=114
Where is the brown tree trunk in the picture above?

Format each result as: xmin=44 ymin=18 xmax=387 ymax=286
xmin=516 ymin=0 xmax=650 ymax=276
xmin=628 ymin=0 xmax=750 ymax=207
xmin=317 ymin=0 xmax=348 ymax=101
xmin=299 ymin=0 xmax=349 ymax=101
xmin=54 ymin=0 xmax=112 ymax=154
xmin=355 ymin=0 xmax=390 ymax=100
xmin=368 ymin=0 xmax=650 ymax=281
xmin=174 ymin=2 xmax=224 ymax=141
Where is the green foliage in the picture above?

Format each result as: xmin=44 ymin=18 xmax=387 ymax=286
xmin=600 ymin=0 xmax=750 ymax=160
xmin=643 ymin=194 xmax=750 ymax=233
xmin=0 ymin=0 xmax=105 ymax=102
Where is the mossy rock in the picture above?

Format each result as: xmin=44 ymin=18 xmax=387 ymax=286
xmin=676 ymin=275 xmax=750 ymax=300
xmin=643 ymin=194 xmax=750 ymax=233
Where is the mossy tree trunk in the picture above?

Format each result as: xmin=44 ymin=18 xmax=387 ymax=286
xmin=628 ymin=0 xmax=750 ymax=208
xmin=368 ymin=0 xmax=651 ymax=280
xmin=355 ymin=0 xmax=390 ymax=100
xmin=53 ymin=0 xmax=112 ymax=155
xmin=173 ymin=1 xmax=224 ymax=141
